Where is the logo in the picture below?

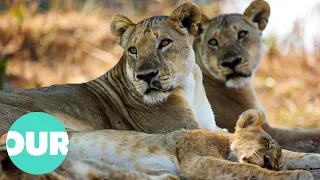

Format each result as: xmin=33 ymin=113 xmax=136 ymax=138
xmin=6 ymin=112 xmax=69 ymax=175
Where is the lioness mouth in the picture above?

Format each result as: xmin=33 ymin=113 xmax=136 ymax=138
xmin=144 ymin=81 xmax=173 ymax=94
xmin=226 ymin=72 xmax=251 ymax=80
xmin=144 ymin=88 xmax=173 ymax=95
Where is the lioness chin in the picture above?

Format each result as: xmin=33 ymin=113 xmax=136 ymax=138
xmin=0 ymin=109 xmax=313 ymax=180
xmin=195 ymin=0 xmax=320 ymax=154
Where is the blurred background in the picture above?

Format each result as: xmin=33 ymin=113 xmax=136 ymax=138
xmin=0 ymin=0 xmax=319 ymax=129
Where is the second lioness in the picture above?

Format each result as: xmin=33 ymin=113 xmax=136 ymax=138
xmin=194 ymin=0 xmax=320 ymax=153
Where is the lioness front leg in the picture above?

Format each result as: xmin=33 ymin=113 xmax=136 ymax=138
xmin=282 ymin=149 xmax=320 ymax=170
xmin=180 ymin=156 xmax=313 ymax=180
xmin=263 ymin=124 xmax=320 ymax=153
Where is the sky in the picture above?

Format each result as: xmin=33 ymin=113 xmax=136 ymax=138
xmin=223 ymin=0 xmax=320 ymax=52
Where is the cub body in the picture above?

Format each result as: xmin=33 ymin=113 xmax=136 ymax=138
xmin=1 ymin=111 xmax=312 ymax=179
xmin=64 ymin=110 xmax=311 ymax=180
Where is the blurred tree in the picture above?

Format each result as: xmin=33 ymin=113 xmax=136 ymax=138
xmin=314 ymin=38 xmax=320 ymax=63
xmin=0 ymin=0 xmax=11 ymax=11
xmin=0 ymin=60 xmax=8 ymax=90
xmin=265 ymin=36 xmax=279 ymax=69
xmin=50 ymin=0 xmax=59 ymax=11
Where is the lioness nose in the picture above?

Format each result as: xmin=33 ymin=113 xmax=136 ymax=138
xmin=136 ymin=69 xmax=158 ymax=83
xmin=221 ymin=57 xmax=242 ymax=69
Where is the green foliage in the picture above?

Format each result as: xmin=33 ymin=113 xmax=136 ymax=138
xmin=10 ymin=6 xmax=24 ymax=20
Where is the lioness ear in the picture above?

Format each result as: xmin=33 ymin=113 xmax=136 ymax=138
xmin=201 ymin=13 xmax=210 ymax=24
xmin=236 ymin=109 xmax=265 ymax=130
xmin=243 ymin=0 xmax=270 ymax=31
xmin=169 ymin=3 xmax=201 ymax=36
xmin=110 ymin=14 xmax=135 ymax=46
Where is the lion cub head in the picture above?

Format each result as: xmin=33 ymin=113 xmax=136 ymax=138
xmin=195 ymin=0 xmax=270 ymax=88
xmin=110 ymin=3 xmax=201 ymax=104
xmin=230 ymin=109 xmax=285 ymax=171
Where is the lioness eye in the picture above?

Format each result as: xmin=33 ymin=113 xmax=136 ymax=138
xmin=129 ymin=47 xmax=137 ymax=55
xmin=159 ymin=39 xmax=172 ymax=49
xmin=208 ymin=39 xmax=219 ymax=46
xmin=238 ymin=30 xmax=248 ymax=39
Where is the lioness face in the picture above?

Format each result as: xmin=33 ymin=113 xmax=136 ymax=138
xmin=197 ymin=0 xmax=270 ymax=88
xmin=110 ymin=3 xmax=201 ymax=104
xmin=124 ymin=20 xmax=196 ymax=104
xmin=231 ymin=109 xmax=285 ymax=171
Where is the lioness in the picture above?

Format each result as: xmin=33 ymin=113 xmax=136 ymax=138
xmin=0 ymin=109 xmax=314 ymax=180
xmin=0 ymin=1 xmax=318 ymax=173
xmin=194 ymin=0 xmax=320 ymax=153
xmin=0 ymin=3 xmax=216 ymax=134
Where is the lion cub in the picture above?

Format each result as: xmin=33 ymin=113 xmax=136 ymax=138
xmin=0 ymin=110 xmax=312 ymax=179
xmin=66 ymin=109 xmax=312 ymax=180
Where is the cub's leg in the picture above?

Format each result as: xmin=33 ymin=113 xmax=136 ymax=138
xmin=180 ymin=156 xmax=313 ymax=180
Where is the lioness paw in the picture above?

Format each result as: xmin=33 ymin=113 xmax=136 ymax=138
xmin=283 ymin=151 xmax=320 ymax=170
xmin=292 ymin=170 xmax=314 ymax=180
xmin=155 ymin=174 xmax=180 ymax=180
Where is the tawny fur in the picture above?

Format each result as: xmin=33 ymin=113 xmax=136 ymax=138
xmin=0 ymin=3 xmax=216 ymax=135
xmin=0 ymin=148 xmax=178 ymax=180
xmin=0 ymin=1 xmax=318 ymax=176
xmin=0 ymin=109 xmax=313 ymax=180
xmin=194 ymin=0 xmax=320 ymax=167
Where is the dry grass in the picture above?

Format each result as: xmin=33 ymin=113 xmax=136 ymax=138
xmin=255 ymin=51 xmax=320 ymax=129
xmin=0 ymin=3 xmax=319 ymax=129
xmin=0 ymin=10 xmax=119 ymax=87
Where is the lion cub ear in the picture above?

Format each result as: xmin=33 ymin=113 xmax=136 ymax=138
xmin=243 ymin=0 xmax=270 ymax=31
xmin=236 ymin=109 xmax=265 ymax=130
xmin=110 ymin=14 xmax=135 ymax=46
xmin=169 ymin=3 xmax=201 ymax=36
